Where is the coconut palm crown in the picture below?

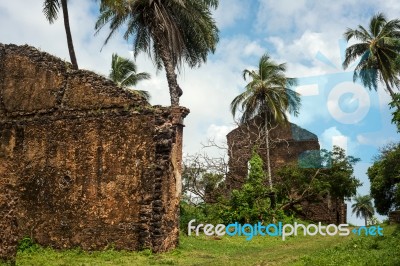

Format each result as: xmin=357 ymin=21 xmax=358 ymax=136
xmin=231 ymin=53 xmax=300 ymax=124
xmin=351 ymin=194 xmax=375 ymax=226
xmin=343 ymin=13 xmax=400 ymax=108
xmin=95 ymin=0 xmax=219 ymax=106
xmin=109 ymin=53 xmax=151 ymax=101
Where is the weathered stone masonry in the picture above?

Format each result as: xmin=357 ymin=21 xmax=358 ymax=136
xmin=0 ymin=44 xmax=189 ymax=262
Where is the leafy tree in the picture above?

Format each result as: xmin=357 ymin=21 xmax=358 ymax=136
xmin=325 ymin=146 xmax=362 ymax=199
xmin=390 ymin=93 xmax=400 ymax=132
xmin=43 ymin=0 xmax=78 ymax=69
xmin=181 ymin=152 xmax=226 ymax=205
xmin=343 ymin=13 xmax=400 ymax=109
xmin=180 ymin=150 xmax=227 ymax=228
xmin=231 ymin=53 xmax=300 ymax=191
xmin=368 ymin=142 xmax=400 ymax=215
xmin=182 ymin=168 xmax=224 ymax=204
xmin=109 ymin=53 xmax=151 ymax=101
xmin=228 ymin=149 xmax=271 ymax=223
xmin=351 ymin=194 xmax=375 ymax=226
xmin=367 ymin=215 xmax=381 ymax=226
xmin=276 ymin=146 xmax=361 ymax=214
xmin=95 ymin=0 xmax=219 ymax=106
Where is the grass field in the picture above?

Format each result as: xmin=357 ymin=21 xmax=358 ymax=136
xmin=5 ymin=225 xmax=399 ymax=266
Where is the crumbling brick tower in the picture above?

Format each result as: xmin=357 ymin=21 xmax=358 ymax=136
xmin=0 ymin=43 xmax=188 ymax=262
xmin=226 ymin=116 xmax=347 ymax=224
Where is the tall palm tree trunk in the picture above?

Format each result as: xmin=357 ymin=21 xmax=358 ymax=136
xmin=152 ymin=30 xmax=183 ymax=107
xmin=160 ymin=51 xmax=182 ymax=107
xmin=61 ymin=0 xmax=78 ymax=70
xmin=364 ymin=216 xmax=368 ymax=226
xmin=264 ymin=114 xmax=276 ymax=210
xmin=264 ymin=114 xmax=273 ymax=189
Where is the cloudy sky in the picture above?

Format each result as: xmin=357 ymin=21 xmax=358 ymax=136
xmin=2 ymin=0 xmax=400 ymax=225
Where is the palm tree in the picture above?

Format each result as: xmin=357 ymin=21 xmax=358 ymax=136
xmin=343 ymin=13 xmax=400 ymax=109
xmin=352 ymin=194 xmax=375 ymax=226
xmin=110 ymin=53 xmax=151 ymax=101
xmin=231 ymin=53 xmax=301 ymax=191
xmin=95 ymin=0 xmax=219 ymax=107
xmin=43 ymin=0 xmax=78 ymax=69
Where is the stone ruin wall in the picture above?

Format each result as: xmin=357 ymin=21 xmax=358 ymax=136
xmin=0 ymin=44 xmax=189 ymax=262
xmin=226 ymin=117 xmax=347 ymax=225
xmin=389 ymin=210 xmax=400 ymax=224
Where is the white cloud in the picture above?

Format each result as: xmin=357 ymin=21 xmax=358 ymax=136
xmin=319 ymin=126 xmax=362 ymax=157
xmin=356 ymin=135 xmax=373 ymax=146
xmin=295 ymin=84 xmax=319 ymax=96
xmin=332 ymin=136 xmax=348 ymax=151
xmin=213 ymin=0 xmax=249 ymax=29
xmin=176 ymin=51 xmax=246 ymax=154
xmin=320 ymin=127 xmax=348 ymax=151
xmin=356 ymin=131 xmax=398 ymax=149
xmin=256 ymin=0 xmax=378 ymax=38
xmin=243 ymin=41 xmax=265 ymax=57
xmin=256 ymin=0 xmax=307 ymax=34
xmin=207 ymin=124 xmax=235 ymax=143
xmin=214 ymin=35 xmax=262 ymax=67
xmin=268 ymin=31 xmax=346 ymax=77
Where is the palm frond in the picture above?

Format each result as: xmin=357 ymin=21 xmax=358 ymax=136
xmin=370 ymin=13 xmax=386 ymax=37
xmin=96 ymin=0 xmax=219 ymax=71
xmin=343 ymin=43 xmax=369 ymax=69
xmin=43 ymin=0 xmax=60 ymax=24
xmin=351 ymin=194 xmax=375 ymax=220
xmin=231 ymin=52 xmax=300 ymax=126
xmin=343 ymin=12 xmax=400 ymax=102
xmin=109 ymin=53 xmax=151 ymax=88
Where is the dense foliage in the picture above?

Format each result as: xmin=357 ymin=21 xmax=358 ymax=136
xmin=181 ymin=152 xmax=226 ymax=205
xmin=276 ymin=146 xmax=361 ymax=213
xmin=368 ymin=142 xmax=400 ymax=215
xmin=180 ymin=149 xmax=294 ymax=227
xmin=180 ymin=146 xmax=361 ymax=228
xmin=227 ymin=149 xmax=273 ymax=223
xmin=391 ymin=93 xmax=400 ymax=132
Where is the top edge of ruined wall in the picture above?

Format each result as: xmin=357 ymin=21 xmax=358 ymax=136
xmin=0 ymin=43 xmax=165 ymax=117
xmin=226 ymin=116 xmax=318 ymax=142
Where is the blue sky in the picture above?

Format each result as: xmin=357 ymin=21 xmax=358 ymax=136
xmin=1 ymin=0 xmax=400 ymax=225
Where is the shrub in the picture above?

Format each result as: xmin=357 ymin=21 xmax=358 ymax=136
xmin=17 ymin=237 xmax=40 ymax=253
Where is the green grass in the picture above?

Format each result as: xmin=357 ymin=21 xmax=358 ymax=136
xmin=5 ymin=225 xmax=399 ymax=266
xmin=296 ymin=225 xmax=400 ymax=266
